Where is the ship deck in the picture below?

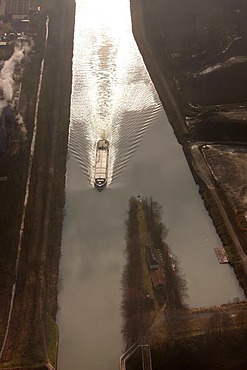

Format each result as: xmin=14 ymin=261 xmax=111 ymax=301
xmin=95 ymin=148 xmax=108 ymax=179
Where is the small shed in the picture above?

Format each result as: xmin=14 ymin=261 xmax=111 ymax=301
xmin=214 ymin=247 xmax=229 ymax=264
xmin=150 ymin=269 xmax=166 ymax=291
xmin=145 ymin=244 xmax=159 ymax=270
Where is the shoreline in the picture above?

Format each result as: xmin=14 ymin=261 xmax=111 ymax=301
xmin=0 ymin=0 xmax=75 ymax=368
xmin=122 ymin=197 xmax=247 ymax=370
xmin=130 ymin=0 xmax=247 ymax=297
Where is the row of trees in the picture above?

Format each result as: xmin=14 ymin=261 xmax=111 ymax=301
xmin=152 ymin=309 xmax=247 ymax=370
xmin=121 ymin=197 xmax=188 ymax=346
xmin=121 ymin=198 xmax=247 ymax=369
xmin=121 ymin=197 xmax=147 ymax=345
xmin=142 ymin=197 xmax=188 ymax=308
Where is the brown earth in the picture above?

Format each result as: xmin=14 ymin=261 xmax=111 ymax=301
xmin=0 ymin=0 xmax=75 ymax=368
xmin=201 ymin=144 xmax=247 ymax=256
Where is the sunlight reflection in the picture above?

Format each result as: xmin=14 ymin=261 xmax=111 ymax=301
xmin=69 ymin=0 xmax=161 ymax=186
xmin=77 ymin=0 xmax=129 ymax=33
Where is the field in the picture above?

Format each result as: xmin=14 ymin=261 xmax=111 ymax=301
xmin=0 ymin=0 xmax=75 ymax=367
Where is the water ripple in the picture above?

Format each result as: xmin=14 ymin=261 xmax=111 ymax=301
xmin=69 ymin=0 xmax=162 ymax=187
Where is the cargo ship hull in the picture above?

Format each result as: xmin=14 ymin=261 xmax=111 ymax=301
xmin=94 ymin=139 xmax=109 ymax=191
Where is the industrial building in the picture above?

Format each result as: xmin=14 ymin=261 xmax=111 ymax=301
xmin=150 ymin=269 xmax=166 ymax=291
xmin=0 ymin=0 xmax=31 ymax=18
xmin=145 ymin=244 xmax=166 ymax=291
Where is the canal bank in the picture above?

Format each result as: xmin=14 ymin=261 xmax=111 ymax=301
xmin=121 ymin=197 xmax=247 ymax=370
xmin=0 ymin=0 xmax=75 ymax=368
xmin=57 ymin=0 xmax=244 ymax=369
xmin=129 ymin=0 xmax=247 ymax=296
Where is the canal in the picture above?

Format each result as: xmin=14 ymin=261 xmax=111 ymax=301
xmin=57 ymin=0 xmax=244 ymax=369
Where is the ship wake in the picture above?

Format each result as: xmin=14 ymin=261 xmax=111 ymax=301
xmin=68 ymin=0 xmax=162 ymax=188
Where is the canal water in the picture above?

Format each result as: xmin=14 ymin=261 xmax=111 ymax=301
xmin=57 ymin=0 xmax=244 ymax=369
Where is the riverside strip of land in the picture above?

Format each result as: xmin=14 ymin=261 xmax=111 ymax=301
xmin=122 ymin=197 xmax=247 ymax=370
xmin=0 ymin=0 xmax=75 ymax=368
xmin=130 ymin=0 xmax=247 ymax=296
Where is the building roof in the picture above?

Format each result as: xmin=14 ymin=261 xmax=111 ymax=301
xmin=146 ymin=244 xmax=159 ymax=269
xmin=150 ymin=269 xmax=166 ymax=290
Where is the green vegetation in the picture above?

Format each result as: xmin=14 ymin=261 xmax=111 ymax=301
xmin=152 ymin=313 xmax=247 ymax=370
xmin=122 ymin=197 xmax=247 ymax=369
xmin=0 ymin=334 xmax=45 ymax=369
xmin=129 ymin=0 xmax=247 ymax=367
xmin=138 ymin=204 xmax=159 ymax=315
xmin=142 ymin=197 xmax=188 ymax=307
xmin=0 ymin=0 xmax=75 ymax=367
xmin=121 ymin=197 xmax=187 ymax=346
xmin=43 ymin=312 xmax=59 ymax=368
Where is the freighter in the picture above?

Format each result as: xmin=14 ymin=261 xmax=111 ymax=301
xmin=94 ymin=139 xmax=109 ymax=191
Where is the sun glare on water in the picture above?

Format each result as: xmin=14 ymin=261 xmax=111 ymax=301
xmin=70 ymin=0 xmax=161 ymax=186
xmin=77 ymin=0 xmax=129 ymax=33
